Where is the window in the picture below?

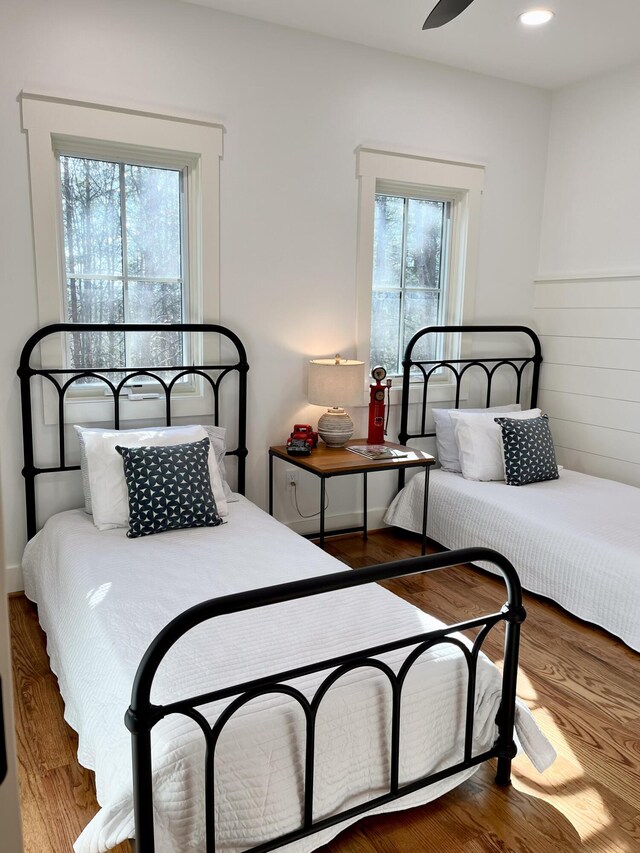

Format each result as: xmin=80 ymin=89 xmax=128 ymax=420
xmin=59 ymin=154 xmax=186 ymax=374
xmin=356 ymin=147 xmax=485 ymax=396
xmin=371 ymin=191 xmax=451 ymax=375
xmin=21 ymin=93 xmax=223 ymax=421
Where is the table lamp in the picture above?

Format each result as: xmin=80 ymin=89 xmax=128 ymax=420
xmin=308 ymin=355 xmax=365 ymax=447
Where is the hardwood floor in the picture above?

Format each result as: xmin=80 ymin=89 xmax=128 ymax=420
xmin=10 ymin=594 xmax=130 ymax=853
xmin=10 ymin=529 xmax=640 ymax=852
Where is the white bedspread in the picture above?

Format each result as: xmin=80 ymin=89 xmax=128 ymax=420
xmin=22 ymin=498 xmax=553 ymax=853
xmin=385 ymin=468 xmax=640 ymax=652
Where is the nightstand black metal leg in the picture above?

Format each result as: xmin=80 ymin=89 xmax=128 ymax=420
xmin=268 ymin=453 xmax=274 ymax=516
xmin=363 ymin=472 xmax=368 ymax=541
xmin=421 ymin=467 xmax=430 ymax=555
xmin=320 ymin=477 xmax=326 ymax=548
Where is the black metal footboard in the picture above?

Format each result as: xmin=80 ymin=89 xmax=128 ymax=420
xmin=125 ymin=547 xmax=525 ymax=853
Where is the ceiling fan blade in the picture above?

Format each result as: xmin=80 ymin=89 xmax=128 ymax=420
xmin=423 ymin=0 xmax=476 ymax=30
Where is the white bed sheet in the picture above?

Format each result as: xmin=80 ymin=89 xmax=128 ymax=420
xmin=385 ymin=468 xmax=640 ymax=652
xmin=22 ymin=497 xmax=553 ymax=853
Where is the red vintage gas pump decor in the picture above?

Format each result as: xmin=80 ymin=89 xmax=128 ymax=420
xmin=367 ymin=365 xmax=392 ymax=444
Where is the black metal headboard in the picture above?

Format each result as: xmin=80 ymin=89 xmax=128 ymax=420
xmin=398 ymin=325 xmax=541 ymax=481
xmin=18 ymin=323 xmax=249 ymax=540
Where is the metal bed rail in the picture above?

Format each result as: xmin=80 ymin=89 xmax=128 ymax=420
xmin=126 ymin=546 xmax=525 ymax=853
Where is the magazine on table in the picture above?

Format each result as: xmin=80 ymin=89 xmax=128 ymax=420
xmin=347 ymin=444 xmax=409 ymax=460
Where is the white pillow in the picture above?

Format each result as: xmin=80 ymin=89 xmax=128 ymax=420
xmin=75 ymin=424 xmax=196 ymax=515
xmin=75 ymin=424 xmax=99 ymax=513
xmin=432 ymin=404 xmax=521 ymax=472
xmin=450 ymin=408 xmax=542 ymax=481
xmin=80 ymin=425 xmax=228 ymax=530
xmin=75 ymin=424 xmax=237 ymax=514
xmin=201 ymin=424 xmax=238 ymax=503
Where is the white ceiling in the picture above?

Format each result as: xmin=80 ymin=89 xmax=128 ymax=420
xmin=183 ymin=0 xmax=640 ymax=90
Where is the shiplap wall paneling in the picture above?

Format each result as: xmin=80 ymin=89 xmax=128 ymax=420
xmin=534 ymin=274 xmax=640 ymax=487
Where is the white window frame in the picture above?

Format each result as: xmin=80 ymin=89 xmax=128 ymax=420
xmin=21 ymin=92 xmax=223 ymax=423
xmin=355 ymin=146 xmax=484 ymax=404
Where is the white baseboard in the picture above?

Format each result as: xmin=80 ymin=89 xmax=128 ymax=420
xmin=5 ymin=564 xmax=24 ymax=594
xmin=285 ymin=508 xmax=389 ymax=538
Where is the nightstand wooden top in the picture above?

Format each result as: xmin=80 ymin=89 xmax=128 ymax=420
xmin=269 ymin=439 xmax=435 ymax=476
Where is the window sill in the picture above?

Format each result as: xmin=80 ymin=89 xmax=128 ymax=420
xmin=44 ymin=388 xmax=213 ymax=426
xmin=352 ymin=380 xmax=467 ymax=408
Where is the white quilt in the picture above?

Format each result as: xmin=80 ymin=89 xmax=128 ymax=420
xmin=385 ymin=468 xmax=640 ymax=652
xmin=22 ymin=498 xmax=553 ymax=853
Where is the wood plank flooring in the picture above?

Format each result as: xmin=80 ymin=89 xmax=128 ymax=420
xmin=10 ymin=593 xmax=130 ymax=853
xmin=9 ymin=529 xmax=640 ymax=852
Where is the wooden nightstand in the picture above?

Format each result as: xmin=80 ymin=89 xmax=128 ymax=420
xmin=268 ymin=440 xmax=435 ymax=553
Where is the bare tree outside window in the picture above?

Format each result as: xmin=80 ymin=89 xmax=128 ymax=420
xmin=59 ymin=155 xmax=185 ymax=380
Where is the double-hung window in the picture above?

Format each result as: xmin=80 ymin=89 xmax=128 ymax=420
xmin=21 ymin=93 xmax=223 ymax=421
xmin=59 ymin=153 xmax=186 ymax=375
xmin=371 ymin=189 xmax=451 ymax=375
xmin=356 ymin=147 xmax=485 ymax=396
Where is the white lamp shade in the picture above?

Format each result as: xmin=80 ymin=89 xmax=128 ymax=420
xmin=308 ymin=356 xmax=365 ymax=407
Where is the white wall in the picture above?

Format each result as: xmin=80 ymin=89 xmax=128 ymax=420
xmin=0 ymin=0 xmax=551 ymax=583
xmin=537 ymin=63 xmax=640 ymax=485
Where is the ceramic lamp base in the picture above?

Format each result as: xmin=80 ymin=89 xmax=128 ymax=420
xmin=317 ymin=407 xmax=354 ymax=447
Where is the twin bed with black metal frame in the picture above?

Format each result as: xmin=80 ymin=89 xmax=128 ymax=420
xmin=387 ymin=323 xmax=640 ymax=653
xmin=18 ymin=322 xmax=553 ymax=852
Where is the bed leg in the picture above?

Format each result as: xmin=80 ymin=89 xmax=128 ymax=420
xmin=495 ymin=755 xmax=512 ymax=786
xmin=495 ymin=608 xmax=524 ymax=789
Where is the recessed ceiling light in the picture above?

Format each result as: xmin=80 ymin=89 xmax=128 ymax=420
xmin=519 ymin=9 xmax=555 ymax=26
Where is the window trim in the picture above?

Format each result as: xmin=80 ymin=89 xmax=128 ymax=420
xmin=355 ymin=146 xmax=484 ymax=404
xmin=20 ymin=92 xmax=223 ymax=423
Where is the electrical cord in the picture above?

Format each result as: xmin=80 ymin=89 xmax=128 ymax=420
xmin=290 ymin=481 xmax=330 ymax=519
xmin=384 ymin=381 xmax=392 ymax=436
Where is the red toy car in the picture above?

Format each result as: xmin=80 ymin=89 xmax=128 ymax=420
xmin=286 ymin=424 xmax=319 ymax=455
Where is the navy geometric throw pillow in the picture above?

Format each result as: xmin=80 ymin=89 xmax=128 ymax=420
xmin=494 ymin=414 xmax=559 ymax=487
xmin=116 ymin=437 xmax=222 ymax=538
